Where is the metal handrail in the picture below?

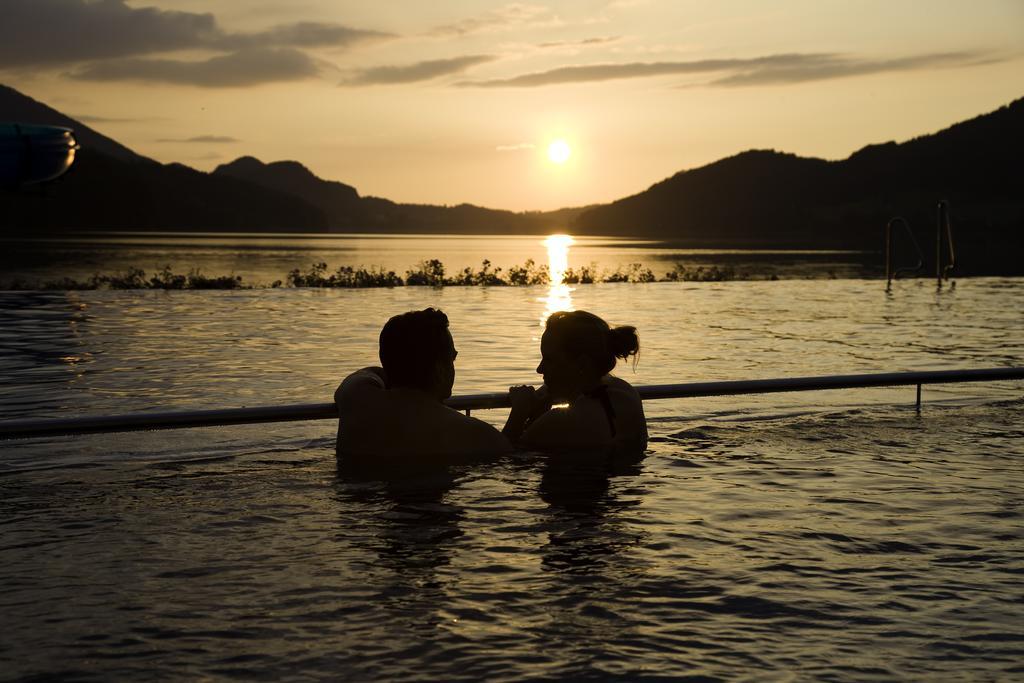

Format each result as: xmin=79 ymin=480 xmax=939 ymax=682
xmin=1 ymin=367 xmax=1022 ymax=440
xmin=885 ymin=217 xmax=925 ymax=290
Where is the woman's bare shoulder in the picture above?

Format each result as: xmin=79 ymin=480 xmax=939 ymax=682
xmin=605 ymin=375 xmax=642 ymax=398
xmin=521 ymin=403 xmax=611 ymax=451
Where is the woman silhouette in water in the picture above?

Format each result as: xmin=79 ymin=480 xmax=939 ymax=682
xmin=503 ymin=310 xmax=647 ymax=453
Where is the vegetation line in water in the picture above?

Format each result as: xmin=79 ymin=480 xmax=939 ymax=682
xmin=3 ymin=259 xmax=743 ymax=290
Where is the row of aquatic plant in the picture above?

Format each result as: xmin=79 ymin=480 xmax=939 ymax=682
xmin=287 ymin=259 xmax=554 ymax=287
xmin=9 ymin=266 xmax=247 ymax=291
xmin=3 ymin=260 xmax=740 ymax=290
xmin=287 ymin=260 xmax=737 ymax=287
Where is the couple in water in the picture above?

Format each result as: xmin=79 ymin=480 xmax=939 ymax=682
xmin=335 ymin=308 xmax=647 ymax=459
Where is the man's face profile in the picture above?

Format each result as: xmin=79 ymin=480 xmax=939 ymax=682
xmin=438 ymin=331 xmax=457 ymax=399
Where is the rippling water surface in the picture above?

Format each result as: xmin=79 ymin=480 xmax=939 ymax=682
xmin=2 ymin=278 xmax=1023 ymax=680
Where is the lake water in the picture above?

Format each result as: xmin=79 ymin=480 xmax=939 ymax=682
xmin=1 ymin=262 xmax=1023 ymax=678
xmin=0 ymin=232 xmax=879 ymax=285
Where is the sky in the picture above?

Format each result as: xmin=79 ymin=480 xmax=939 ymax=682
xmin=2 ymin=0 xmax=1022 ymax=211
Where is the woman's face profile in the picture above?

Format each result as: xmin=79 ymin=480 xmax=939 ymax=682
xmin=537 ymin=332 xmax=579 ymax=400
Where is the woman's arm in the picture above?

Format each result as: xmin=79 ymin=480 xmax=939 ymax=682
xmin=502 ymin=385 xmax=538 ymax=443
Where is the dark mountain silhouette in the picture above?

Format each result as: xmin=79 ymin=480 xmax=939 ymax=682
xmin=2 ymin=82 xmax=1022 ymax=272
xmin=214 ymin=156 xmax=362 ymax=228
xmin=573 ymin=97 xmax=1024 ymax=272
xmin=211 ymin=155 xmax=579 ymax=233
xmin=575 ymin=150 xmax=835 ymax=244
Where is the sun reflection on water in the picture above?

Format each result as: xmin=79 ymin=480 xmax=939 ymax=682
xmin=540 ymin=234 xmax=575 ymax=329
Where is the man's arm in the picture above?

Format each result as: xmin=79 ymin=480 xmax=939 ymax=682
xmin=443 ymin=409 xmax=514 ymax=457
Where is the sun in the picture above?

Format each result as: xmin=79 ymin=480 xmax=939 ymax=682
xmin=547 ymin=139 xmax=571 ymax=164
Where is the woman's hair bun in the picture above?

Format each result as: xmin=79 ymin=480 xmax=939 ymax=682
xmin=608 ymin=325 xmax=640 ymax=361
xmin=545 ymin=310 xmax=639 ymax=373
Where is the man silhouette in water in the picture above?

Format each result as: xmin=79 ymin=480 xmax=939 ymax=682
xmin=335 ymin=308 xmax=511 ymax=459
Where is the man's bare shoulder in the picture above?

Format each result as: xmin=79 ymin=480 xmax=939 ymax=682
xmin=335 ymin=368 xmax=386 ymax=412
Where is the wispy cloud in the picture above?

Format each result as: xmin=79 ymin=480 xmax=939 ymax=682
xmin=72 ymin=48 xmax=322 ymax=88
xmin=429 ymin=3 xmax=562 ymax=37
xmin=74 ymin=114 xmax=167 ymax=124
xmin=607 ymin=0 xmax=652 ymax=9
xmin=459 ymin=51 xmax=999 ymax=88
xmin=219 ymin=22 xmax=391 ymax=51
xmin=0 ymin=0 xmax=388 ymax=70
xmin=156 ymin=135 xmax=241 ymax=143
xmin=496 ymin=142 xmax=535 ymax=151
xmin=709 ymin=51 xmax=999 ymax=86
xmin=584 ymin=0 xmax=652 ymax=25
xmin=340 ymin=55 xmax=496 ymax=86
xmin=460 ymin=56 xmax=779 ymax=87
xmin=537 ymin=36 xmax=621 ymax=49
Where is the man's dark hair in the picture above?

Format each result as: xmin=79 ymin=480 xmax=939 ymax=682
xmin=379 ymin=308 xmax=453 ymax=391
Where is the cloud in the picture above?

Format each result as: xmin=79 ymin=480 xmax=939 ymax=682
xmin=220 ymin=22 xmax=391 ymax=50
xmin=496 ymin=143 xmax=535 ymax=151
xmin=607 ymin=0 xmax=651 ymax=9
xmin=340 ymin=55 xmax=497 ymax=86
xmin=459 ymin=51 xmax=999 ymax=87
xmin=0 ymin=0 xmax=218 ymax=67
xmin=537 ymin=36 xmax=621 ymax=49
xmin=429 ymin=4 xmax=562 ymax=37
xmin=460 ymin=56 xmax=772 ymax=87
xmin=73 ymin=114 xmax=166 ymax=124
xmin=583 ymin=0 xmax=651 ymax=25
xmin=72 ymin=48 xmax=322 ymax=87
xmin=0 ymin=0 xmax=388 ymax=69
xmin=709 ymin=51 xmax=997 ymax=87
xmin=157 ymin=135 xmax=241 ymax=144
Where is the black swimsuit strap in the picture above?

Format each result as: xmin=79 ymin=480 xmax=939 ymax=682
xmin=583 ymin=384 xmax=617 ymax=437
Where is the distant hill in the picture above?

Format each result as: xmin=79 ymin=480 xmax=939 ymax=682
xmin=573 ymin=97 xmax=1024 ymax=272
xmin=212 ymin=155 xmax=579 ymax=234
xmin=2 ymin=83 xmax=1022 ymax=272
xmin=214 ymin=156 xmax=363 ymax=228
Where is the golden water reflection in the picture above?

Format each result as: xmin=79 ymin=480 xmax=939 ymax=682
xmin=543 ymin=234 xmax=573 ymax=285
xmin=539 ymin=234 xmax=575 ymax=329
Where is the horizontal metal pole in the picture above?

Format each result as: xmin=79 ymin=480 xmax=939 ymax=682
xmin=1 ymin=367 xmax=1021 ymax=440
xmin=634 ymin=367 xmax=1024 ymax=399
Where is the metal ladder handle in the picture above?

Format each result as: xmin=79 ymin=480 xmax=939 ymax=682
xmin=938 ymin=200 xmax=956 ymax=281
xmin=886 ymin=217 xmax=925 ymax=289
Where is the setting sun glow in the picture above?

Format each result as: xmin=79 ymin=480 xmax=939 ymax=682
xmin=547 ymin=140 xmax=571 ymax=164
